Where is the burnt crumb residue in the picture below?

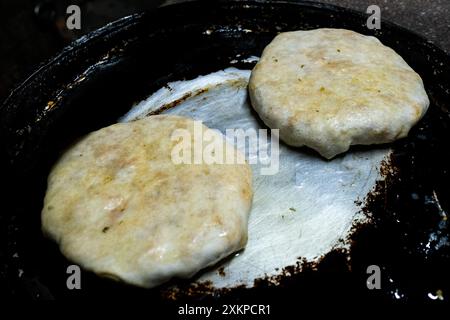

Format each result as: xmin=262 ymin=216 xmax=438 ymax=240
xmin=253 ymin=258 xmax=317 ymax=287
xmin=217 ymin=267 xmax=225 ymax=277
xmin=102 ymin=226 xmax=110 ymax=233
xmin=161 ymin=281 xmax=214 ymax=301
xmin=352 ymin=153 xmax=398 ymax=224
xmin=359 ymin=155 xmax=397 ymax=219
xmin=144 ymin=92 xmax=191 ymax=117
xmin=252 ymin=247 xmax=353 ymax=289
xmin=140 ymin=77 xmax=247 ymax=119
xmin=4 ymin=0 xmax=449 ymax=304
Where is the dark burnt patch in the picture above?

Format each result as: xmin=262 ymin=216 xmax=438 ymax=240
xmin=143 ymin=88 xmax=210 ymax=117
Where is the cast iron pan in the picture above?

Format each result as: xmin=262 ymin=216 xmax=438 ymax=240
xmin=1 ymin=0 xmax=449 ymax=305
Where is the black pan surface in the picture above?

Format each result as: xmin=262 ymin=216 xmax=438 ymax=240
xmin=1 ymin=0 xmax=449 ymax=305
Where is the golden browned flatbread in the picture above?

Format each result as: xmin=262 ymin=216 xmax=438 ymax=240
xmin=42 ymin=115 xmax=252 ymax=288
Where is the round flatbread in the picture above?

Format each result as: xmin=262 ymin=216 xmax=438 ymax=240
xmin=42 ymin=115 xmax=252 ymax=288
xmin=249 ymin=28 xmax=429 ymax=158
